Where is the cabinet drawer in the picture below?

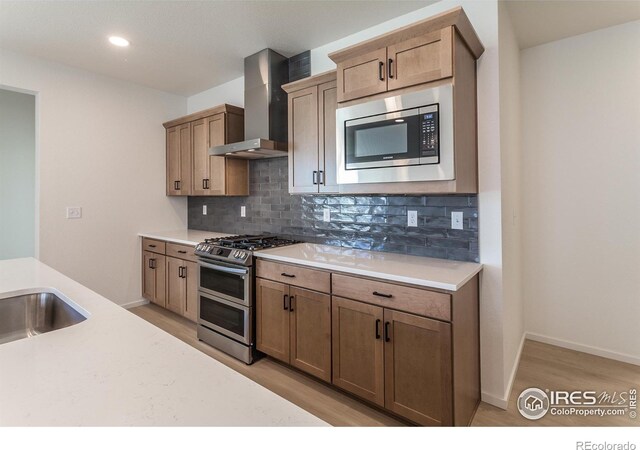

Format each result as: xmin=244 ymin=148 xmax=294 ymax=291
xmin=142 ymin=238 xmax=166 ymax=254
xmin=256 ymin=259 xmax=331 ymax=294
xmin=165 ymin=242 xmax=197 ymax=262
xmin=332 ymin=274 xmax=450 ymax=321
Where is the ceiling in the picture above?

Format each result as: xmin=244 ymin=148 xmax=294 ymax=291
xmin=0 ymin=0 xmax=433 ymax=96
xmin=506 ymin=0 xmax=640 ymax=49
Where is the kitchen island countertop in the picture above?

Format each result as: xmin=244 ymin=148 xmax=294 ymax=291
xmin=0 ymin=257 xmax=327 ymax=426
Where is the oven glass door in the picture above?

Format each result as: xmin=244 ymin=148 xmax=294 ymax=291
xmin=199 ymin=260 xmax=250 ymax=306
xmin=345 ymin=108 xmax=421 ymax=170
xmin=199 ymin=292 xmax=251 ymax=344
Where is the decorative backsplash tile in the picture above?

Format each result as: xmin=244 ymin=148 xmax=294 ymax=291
xmin=188 ymin=158 xmax=479 ymax=262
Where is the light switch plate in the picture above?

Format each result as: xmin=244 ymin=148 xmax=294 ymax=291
xmin=202 ymin=205 xmax=207 ymax=215
xmin=240 ymin=206 xmax=246 ymax=217
xmin=66 ymin=207 xmax=82 ymax=219
xmin=451 ymin=211 xmax=464 ymax=230
xmin=323 ymin=207 xmax=331 ymax=222
xmin=407 ymin=210 xmax=418 ymax=227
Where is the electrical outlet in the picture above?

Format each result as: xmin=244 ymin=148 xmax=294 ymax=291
xmin=240 ymin=206 xmax=246 ymax=217
xmin=323 ymin=207 xmax=331 ymax=222
xmin=407 ymin=210 xmax=418 ymax=227
xmin=66 ymin=207 xmax=82 ymax=219
xmin=202 ymin=205 xmax=207 ymax=215
xmin=451 ymin=211 xmax=464 ymax=230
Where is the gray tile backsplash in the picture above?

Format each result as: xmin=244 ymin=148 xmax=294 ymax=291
xmin=188 ymin=158 xmax=479 ymax=262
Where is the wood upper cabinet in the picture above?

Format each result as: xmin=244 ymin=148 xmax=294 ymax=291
xmin=166 ymin=123 xmax=192 ymax=195
xmin=142 ymin=251 xmax=166 ymax=307
xmin=289 ymin=287 xmax=331 ymax=382
xmin=384 ymin=309 xmax=452 ymax=426
xmin=256 ymin=278 xmax=290 ymax=363
xmin=283 ymin=71 xmax=339 ymax=195
xmin=329 ymin=7 xmax=484 ymax=104
xmin=387 ymin=28 xmax=453 ymax=92
xmin=337 ymin=48 xmax=388 ymax=103
xmin=332 ymin=296 xmax=385 ymax=406
xmin=164 ymin=105 xmax=247 ymax=197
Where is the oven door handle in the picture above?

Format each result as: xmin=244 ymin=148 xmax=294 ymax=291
xmin=198 ymin=261 xmax=248 ymax=276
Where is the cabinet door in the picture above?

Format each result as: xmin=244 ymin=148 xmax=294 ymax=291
xmin=337 ymin=48 xmax=387 ymax=102
xmin=256 ymin=278 xmax=290 ymax=363
xmin=384 ymin=309 xmax=452 ymax=426
xmin=166 ymin=123 xmax=191 ymax=196
xmin=207 ymin=114 xmax=227 ymax=195
xmin=191 ymin=118 xmax=210 ymax=196
xmin=143 ymin=251 xmax=165 ymax=307
xmin=332 ymin=296 xmax=384 ymax=406
xmin=165 ymin=257 xmax=186 ymax=316
xmin=288 ymin=86 xmax=319 ymax=194
xmin=289 ymin=287 xmax=331 ymax=382
xmin=184 ymin=261 xmax=199 ymax=322
xmin=387 ymin=27 xmax=453 ymax=92
xmin=318 ymin=80 xmax=338 ymax=194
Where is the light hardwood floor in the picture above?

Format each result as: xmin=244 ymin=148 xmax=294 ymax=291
xmin=129 ymin=303 xmax=639 ymax=427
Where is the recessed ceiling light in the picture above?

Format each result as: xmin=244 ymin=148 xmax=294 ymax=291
xmin=108 ymin=36 xmax=130 ymax=47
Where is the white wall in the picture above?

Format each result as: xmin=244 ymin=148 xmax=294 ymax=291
xmin=0 ymin=88 xmax=36 ymax=259
xmin=521 ymin=21 xmax=640 ymax=364
xmin=187 ymin=1 xmax=511 ymax=407
xmin=0 ymin=49 xmax=188 ymax=306
xmin=497 ymin=2 xmax=525 ymax=403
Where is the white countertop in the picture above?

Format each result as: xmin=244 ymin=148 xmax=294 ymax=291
xmin=138 ymin=229 xmax=232 ymax=246
xmin=255 ymin=243 xmax=482 ymax=291
xmin=0 ymin=258 xmax=327 ymax=426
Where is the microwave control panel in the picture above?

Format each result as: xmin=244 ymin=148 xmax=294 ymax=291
xmin=420 ymin=107 xmax=439 ymax=158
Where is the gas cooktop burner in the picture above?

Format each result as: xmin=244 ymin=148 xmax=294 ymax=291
xmin=195 ymin=234 xmax=302 ymax=266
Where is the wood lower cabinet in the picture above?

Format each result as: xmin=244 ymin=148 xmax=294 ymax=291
xmin=282 ymin=71 xmax=339 ymax=194
xmin=142 ymin=251 xmax=166 ymax=307
xmin=384 ymin=309 xmax=452 ymax=426
xmin=256 ymin=278 xmax=332 ymax=382
xmin=141 ymin=239 xmax=198 ymax=322
xmin=332 ymin=296 xmax=384 ymax=406
xmin=164 ymin=104 xmax=247 ymax=197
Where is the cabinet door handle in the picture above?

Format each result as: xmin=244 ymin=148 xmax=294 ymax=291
xmin=179 ymin=266 xmax=186 ymax=278
xmin=280 ymin=272 xmax=296 ymax=278
xmin=373 ymin=291 xmax=393 ymax=299
xmin=375 ymin=319 xmax=381 ymax=339
xmin=378 ymin=61 xmax=384 ymax=81
xmin=318 ymin=170 xmax=325 ymax=185
xmin=388 ymin=58 xmax=394 ymax=78
xmin=178 ymin=266 xmax=182 ymax=278
xmin=283 ymin=294 xmax=289 ymax=311
xmin=384 ymin=321 xmax=391 ymax=342
xmin=289 ymin=295 xmax=295 ymax=313
xmin=206 ymin=179 xmax=210 ymax=189
xmin=149 ymin=258 xmax=156 ymax=269
xmin=312 ymin=171 xmax=318 ymax=185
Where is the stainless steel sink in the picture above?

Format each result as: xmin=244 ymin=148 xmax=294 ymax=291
xmin=0 ymin=292 xmax=87 ymax=345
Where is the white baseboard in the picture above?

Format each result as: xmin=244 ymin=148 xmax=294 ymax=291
xmin=526 ymin=332 xmax=640 ymax=367
xmin=120 ymin=298 xmax=149 ymax=309
xmin=480 ymin=332 xmax=526 ymax=411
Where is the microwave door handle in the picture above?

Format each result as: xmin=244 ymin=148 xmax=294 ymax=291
xmin=199 ymin=261 xmax=248 ymax=276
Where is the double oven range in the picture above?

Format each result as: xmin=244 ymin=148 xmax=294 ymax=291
xmin=194 ymin=235 xmax=299 ymax=364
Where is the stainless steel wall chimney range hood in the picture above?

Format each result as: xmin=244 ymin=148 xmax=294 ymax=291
xmin=209 ymin=49 xmax=289 ymax=159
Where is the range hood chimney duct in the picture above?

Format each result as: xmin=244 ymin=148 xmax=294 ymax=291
xmin=209 ymin=49 xmax=289 ymax=159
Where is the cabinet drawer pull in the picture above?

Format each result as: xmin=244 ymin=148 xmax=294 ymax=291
xmin=148 ymin=244 xmax=156 ymax=248
xmin=177 ymin=250 xmax=187 ymax=254
xmin=373 ymin=291 xmax=393 ymax=299
xmin=384 ymin=321 xmax=391 ymax=342
xmin=375 ymin=319 xmax=381 ymax=339
xmin=283 ymin=294 xmax=289 ymax=311
xmin=280 ymin=272 xmax=296 ymax=278
xmin=378 ymin=61 xmax=384 ymax=81
xmin=388 ymin=58 xmax=394 ymax=78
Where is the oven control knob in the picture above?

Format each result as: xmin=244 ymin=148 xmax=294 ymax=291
xmin=239 ymin=251 xmax=246 ymax=259
xmin=216 ymin=248 xmax=224 ymax=255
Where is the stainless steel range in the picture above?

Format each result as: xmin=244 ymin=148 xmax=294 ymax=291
xmin=194 ymin=235 xmax=301 ymax=364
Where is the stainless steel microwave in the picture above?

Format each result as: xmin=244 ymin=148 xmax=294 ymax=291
xmin=336 ymin=84 xmax=454 ymax=184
